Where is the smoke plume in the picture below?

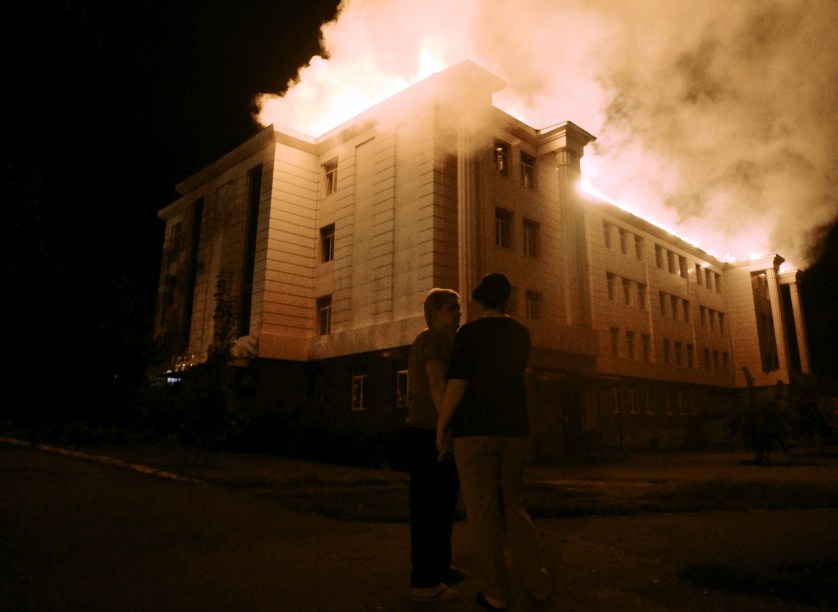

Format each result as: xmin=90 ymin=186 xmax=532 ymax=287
xmin=255 ymin=0 xmax=838 ymax=268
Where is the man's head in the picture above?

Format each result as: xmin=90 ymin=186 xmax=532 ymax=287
xmin=423 ymin=288 xmax=461 ymax=331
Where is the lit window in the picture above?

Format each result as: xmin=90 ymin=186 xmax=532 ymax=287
xmin=324 ymin=161 xmax=338 ymax=195
xmin=523 ymin=218 xmax=540 ymax=257
xmin=320 ymin=224 xmax=335 ymax=262
xmin=351 ymin=374 xmax=368 ymax=411
xmin=520 ymin=151 xmax=536 ymax=188
xmin=495 ymin=207 xmax=512 ymax=248
xmin=493 ymin=141 xmax=510 ymax=176
xmin=317 ymin=295 xmax=332 ymax=335
xmin=525 ymin=290 xmax=542 ymax=320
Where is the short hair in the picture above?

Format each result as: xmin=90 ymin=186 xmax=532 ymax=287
xmin=423 ymin=288 xmax=460 ymax=325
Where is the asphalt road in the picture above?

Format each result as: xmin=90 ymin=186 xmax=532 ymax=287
xmin=1 ymin=444 xmax=836 ymax=611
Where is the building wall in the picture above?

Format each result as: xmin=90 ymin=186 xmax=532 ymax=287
xmin=154 ymin=62 xmax=811 ymax=455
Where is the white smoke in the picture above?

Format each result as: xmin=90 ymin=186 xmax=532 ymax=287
xmin=255 ymin=0 xmax=838 ymax=267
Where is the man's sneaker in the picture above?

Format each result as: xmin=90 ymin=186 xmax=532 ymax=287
xmin=410 ymin=583 xmax=463 ymax=602
xmin=445 ymin=566 xmax=471 ymax=584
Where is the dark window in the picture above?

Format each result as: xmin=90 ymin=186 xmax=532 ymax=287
xmin=634 ymin=235 xmax=644 ymax=260
xmin=320 ymin=224 xmax=335 ymax=262
xmin=396 ymin=370 xmax=409 ymax=408
xmin=520 ymin=151 xmax=536 ymax=187
xmin=493 ymin=141 xmax=510 ymax=176
xmin=324 ymin=161 xmax=338 ymax=195
xmin=351 ymin=374 xmax=368 ymax=410
xmin=523 ymin=218 xmax=539 ymax=256
xmin=603 ymin=221 xmax=612 ymax=248
xmin=317 ymin=295 xmax=332 ymax=335
xmin=495 ymin=207 xmax=512 ymax=248
xmin=525 ymin=290 xmax=542 ymax=320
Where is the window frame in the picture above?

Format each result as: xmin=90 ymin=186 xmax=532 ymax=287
xmin=316 ymin=295 xmax=332 ymax=335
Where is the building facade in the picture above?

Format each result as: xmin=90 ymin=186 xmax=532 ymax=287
xmin=154 ymin=62 xmax=810 ymax=456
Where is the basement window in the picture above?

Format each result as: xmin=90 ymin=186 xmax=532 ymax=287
xmin=351 ymin=374 xmax=368 ymax=411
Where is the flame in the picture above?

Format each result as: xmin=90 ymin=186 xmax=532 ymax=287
xmin=253 ymin=0 xmax=837 ymax=270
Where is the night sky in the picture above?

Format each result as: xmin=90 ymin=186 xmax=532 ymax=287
xmin=3 ymin=1 xmax=836 ymax=421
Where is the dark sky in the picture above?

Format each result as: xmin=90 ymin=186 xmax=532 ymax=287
xmin=3 ymin=1 xmax=340 ymax=408
xmin=3 ymin=0 xmax=836 ymax=415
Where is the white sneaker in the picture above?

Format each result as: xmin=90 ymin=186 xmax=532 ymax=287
xmin=410 ymin=583 xmax=463 ymax=602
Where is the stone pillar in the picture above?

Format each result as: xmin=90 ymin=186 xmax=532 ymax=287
xmin=456 ymin=121 xmax=480 ymax=323
xmin=539 ymin=122 xmax=596 ymax=327
xmin=764 ymin=264 xmax=789 ymax=374
xmin=780 ymin=272 xmax=811 ymax=374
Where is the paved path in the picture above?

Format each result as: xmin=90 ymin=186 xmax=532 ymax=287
xmin=1 ymin=443 xmax=836 ymax=611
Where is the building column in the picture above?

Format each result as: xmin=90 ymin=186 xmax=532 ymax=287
xmin=539 ymin=122 xmax=596 ymax=327
xmin=764 ymin=265 xmax=789 ymax=374
xmin=456 ymin=115 xmax=481 ymax=323
xmin=780 ymin=272 xmax=811 ymax=374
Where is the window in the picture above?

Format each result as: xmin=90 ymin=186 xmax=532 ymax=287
xmin=719 ymin=312 xmax=725 ymax=333
xmin=495 ymin=207 xmax=512 ymax=248
xmin=396 ymin=370 xmax=409 ymax=408
xmin=696 ymin=264 xmax=703 ymax=285
xmin=704 ymin=348 xmax=711 ymax=369
xmin=670 ymin=295 xmax=679 ymax=317
xmin=714 ymin=273 xmax=722 ymax=293
xmin=710 ymin=310 xmax=717 ymax=331
xmin=520 ymin=151 xmax=536 ymax=188
xmin=603 ymin=221 xmax=612 ymax=248
xmin=525 ymin=290 xmax=542 ymax=320
xmin=722 ymin=352 xmax=729 ymax=371
xmin=642 ymin=334 xmax=651 ymax=362
xmin=523 ymin=218 xmax=540 ymax=257
xmin=655 ymin=244 xmax=664 ymax=268
xmin=351 ymin=374 xmax=368 ymax=411
xmin=622 ymin=278 xmax=631 ymax=305
xmin=713 ymin=350 xmax=720 ymax=371
xmin=626 ymin=331 xmax=635 ymax=360
xmin=667 ymin=250 xmax=677 ymax=274
xmin=675 ymin=341 xmax=682 ymax=366
xmin=679 ymin=256 xmax=688 ymax=278
xmin=320 ymin=224 xmax=335 ymax=262
xmin=687 ymin=343 xmax=694 ymax=368
xmin=635 ymin=235 xmax=644 ymax=260
xmin=638 ymin=283 xmax=647 ymax=310
xmin=619 ymin=229 xmax=628 ymax=255
xmin=700 ymin=306 xmax=707 ymax=327
xmin=663 ymin=339 xmax=671 ymax=364
xmin=610 ymin=327 xmax=620 ymax=357
xmin=682 ymin=299 xmax=690 ymax=322
xmin=324 ymin=161 xmax=338 ymax=195
xmin=705 ymin=268 xmax=713 ymax=290
xmin=493 ymin=140 xmax=510 ymax=176
xmin=659 ymin=291 xmax=667 ymax=315
xmin=316 ymin=295 xmax=332 ymax=335
xmin=607 ymin=273 xmax=617 ymax=301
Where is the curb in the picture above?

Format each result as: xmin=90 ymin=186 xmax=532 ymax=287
xmin=0 ymin=437 xmax=203 ymax=484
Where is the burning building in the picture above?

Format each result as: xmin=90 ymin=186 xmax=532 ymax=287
xmin=154 ymin=62 xmax=810 ymax=456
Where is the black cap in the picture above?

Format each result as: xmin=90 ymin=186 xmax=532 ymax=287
xmin=472 ymin=273 xmax=512 ymax=308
